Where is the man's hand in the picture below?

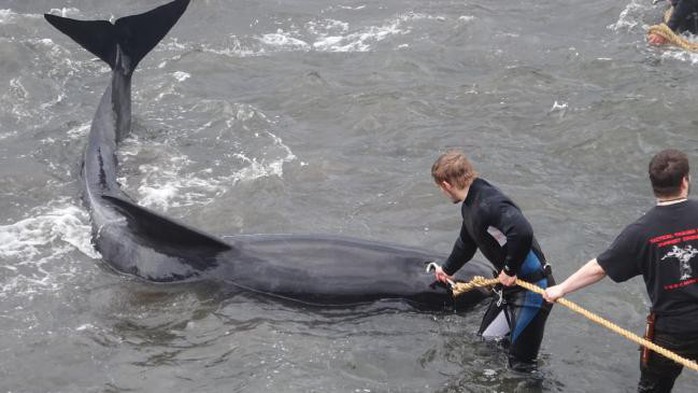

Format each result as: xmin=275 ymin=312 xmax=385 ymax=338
xmin=498 ymin=269 xmax=516 ymax=287
xmin=433 ymin=264 xmax=453 ymax=285
xmin=648 ymin=32 xmax=668 ymax=46
xmin=543 ymin=284 xmax=566 ymax=303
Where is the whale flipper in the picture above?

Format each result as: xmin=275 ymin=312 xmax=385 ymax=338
xmin=44 ymin=0 xmax=190 ymax=71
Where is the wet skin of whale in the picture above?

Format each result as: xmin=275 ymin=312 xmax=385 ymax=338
xmin=44 ymin=0 xmax=493 ymax=310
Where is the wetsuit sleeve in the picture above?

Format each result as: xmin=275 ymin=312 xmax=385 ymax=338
xmin=442 ymin=223 xmax=478 ymax=275
xmin=596 ymin=225 xmax=644 ymax=283
xmin=667 ymin=0 xmax=698 ymax=32
xmin=490 ymin=202 xmax=533 ymax=276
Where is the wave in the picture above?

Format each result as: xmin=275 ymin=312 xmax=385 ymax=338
xmin=0 ymin=198 xmax=99 ymax=299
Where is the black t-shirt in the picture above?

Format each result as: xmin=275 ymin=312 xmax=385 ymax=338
xmin=597 ymin=199 xmax=698 ymax=334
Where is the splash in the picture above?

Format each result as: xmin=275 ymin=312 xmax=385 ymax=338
xmin=659 ymin=34 xmax=698 ymax=64
xmin=182 ymin=10 xmax=447 ymax=56
xmin=116 ymin=102 xmax=296 ymax=211
xmin=608 ymin=0 xmax=653 ymax=32
xmin=0 ymin=199 xmax=99 ymax=298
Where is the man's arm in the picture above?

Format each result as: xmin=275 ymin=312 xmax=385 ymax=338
xmin=442 ymin=227 xmax=478 ymax=275
xmin=543 ymin=258 xmax=607 ymax=303
xmin=436 ymin=225 xmax=477 ymax=283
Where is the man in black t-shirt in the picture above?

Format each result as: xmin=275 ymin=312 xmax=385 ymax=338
xmin=431 ymin=149 xmax=554 ymax=372
xmin=544 ymin=149 xmax=698 ymax=392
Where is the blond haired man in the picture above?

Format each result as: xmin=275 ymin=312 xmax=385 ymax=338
xmin=431 ymin=149 xmax=554 ymax=371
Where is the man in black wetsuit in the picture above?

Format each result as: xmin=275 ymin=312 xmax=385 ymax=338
xmin=649 ymin=0 xmax=698 ymax=45
xmin=544 ymin=149 xmax=698 ymax=392
xmin=430 ymin=149 xmax=554 ymax=372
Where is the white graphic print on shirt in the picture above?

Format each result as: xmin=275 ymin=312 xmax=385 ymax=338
xmin=661 ymin=245 xmax=698 ymax=280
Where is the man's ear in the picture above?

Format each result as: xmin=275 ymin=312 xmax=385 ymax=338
xmin=440 ymin=180 xmax=452 ymax=191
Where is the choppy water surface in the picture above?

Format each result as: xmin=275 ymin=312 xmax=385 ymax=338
xmin=1 ymin=0 xmax=697 ymax=392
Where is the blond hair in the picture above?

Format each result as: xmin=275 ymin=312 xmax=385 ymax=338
xmin=431 ymin=149 xmax=478 ymax=189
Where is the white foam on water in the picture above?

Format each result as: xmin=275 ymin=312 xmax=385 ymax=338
xmin=0 ymin=7 xmax=77 ymax=25
xmin=0 ymin=200 xmax=99 ymax=260
xmin=0 ymin=9 xmax=44 ymax=24
xmin=192 ymin=11 xmax=445 ymax=56
xmin=172 ymin=71 xmax=190 ymax=82
xmin=202 ymin=36 xmax=260 ymax=58
xmin=0 ymin=130 xmax=18 ymax=141
xmin=311 ymin=14 xmax=415 ymax=53
xmin=155 ymin=38 xmax=192 ymax=67
xmin=116 ymin=102 xmax=296 ymax=212
xmin=123 ymin=140 xmax=296 ymax=211
xmin=658 ymin=34 xmax=698 ymax=64
xmin=258 ymin=30 xmax=311 ymax=52
xmin=66 ymin=122 xmax=91 ymax=140
xmin=459 ymin=15 xmax=476 ymax=23
xmin=311 ymin=12 xmax=448 ymax=52
xmin=608 ymin=0 xmax=653 ymax=32
xmin=46 ymin=8 xmax=81 ymax=18
xmin=128 ymin=152 xmax=228 ymax=210
xmin=337 ymin=5 xmax=366 ymax=11
xmin=550 ymin=100 xmax=568 ymax=111
xmin=151 ymin=71 xmax=192 ymax=100
xmin=5 ymin=77 xmax=31 ymax=121
xmin=0 ymin=9 xmax=14 ymax=24
xmin=307 ymin=18 xmax=349 ymax=36
xmin=0 ymin=199 xmax=100 ymax=299
xmin=1 ymin=37 xmax=84 ymax=135
xmin=227 ymin=146 xmax=292 ymax=183
xmin=160 ymin=37 xmax=188 ymax=52
xmin=217 ymin=103 xmax=297 ymax=184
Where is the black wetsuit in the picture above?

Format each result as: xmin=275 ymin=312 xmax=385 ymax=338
xmin=597 ymin=200 xmax=698 ymax=392
xmin=442 ymin=178 xmax=554 ymax=370
xmin=668 ymin=0 xmax=698 ymax=34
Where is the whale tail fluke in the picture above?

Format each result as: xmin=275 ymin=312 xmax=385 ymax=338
xmin=44 ymin=0 xmax=190 ymax=71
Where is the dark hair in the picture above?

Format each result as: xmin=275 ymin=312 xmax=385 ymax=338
xmin=648 ymin=149 xmax=689 ymax=197
xmin=431 ymin=149 xmax=478 ymax=189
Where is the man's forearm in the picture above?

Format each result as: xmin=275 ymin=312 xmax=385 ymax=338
xmin=556 ymin=258 xmax=607 ymax=296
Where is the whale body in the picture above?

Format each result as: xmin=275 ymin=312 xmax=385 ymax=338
xmin=44 ymin=0 xmax=492 ymax=310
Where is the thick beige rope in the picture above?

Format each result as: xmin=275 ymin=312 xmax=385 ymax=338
xmin=452 ymin=276 xmax=698 ymax=372
xmin=647 ymin=6 xmax=698 ymax=52
xmin=648 ymin=23 xmax=698 ymax=52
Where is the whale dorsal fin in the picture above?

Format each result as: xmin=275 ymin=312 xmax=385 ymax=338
xmin=101 ymin=195 xmax=233 ymax=271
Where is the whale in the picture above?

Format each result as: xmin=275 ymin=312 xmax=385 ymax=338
xmin=44 ymin=0 xmax=493 ymax=310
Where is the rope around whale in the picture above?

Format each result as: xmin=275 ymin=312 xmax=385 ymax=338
xmin=452 ymin=276 xmax=698 ymax=372
xmin=647 ymin=6 xmax=698 ymax=53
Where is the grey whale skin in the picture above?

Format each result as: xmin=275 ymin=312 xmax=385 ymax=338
xmin=44 ymin=0 xmax=492 ymax=310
